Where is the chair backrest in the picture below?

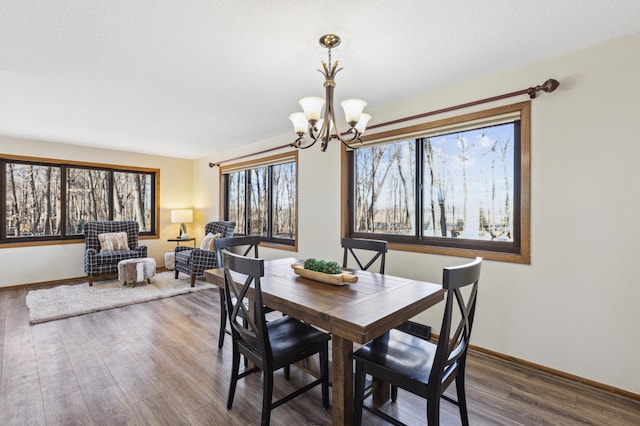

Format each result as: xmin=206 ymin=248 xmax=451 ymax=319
xmin=222 ymin=249 xmax=271 ymax=362
xmin=84 ymin=221 xmax=140 ymax=251
xmin=431 ymin=257 xmax=482 ymax=387
xmin=341 ymin=238 xmax=388 ymax=274
xmin=214 ymin=235 xmax=261 ymax=267
xmin=204 ymin=221 xmax=236 ymax=238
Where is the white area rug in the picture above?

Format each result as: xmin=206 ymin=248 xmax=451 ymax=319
xmin=26 ymin=271 xmax=215 ymax=324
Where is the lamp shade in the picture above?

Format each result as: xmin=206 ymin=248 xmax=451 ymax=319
xmin=340 ymin=99 xmax=367 ymax=126
xmin=289 ymin=112 xmax=308 ymax=134
xmin=299 ymin=96 xmax=325 ymax=122
xmin=355 ymin=113 xmax=371 ymax=134
xmin=171 ymin=209 xmax=193 ymax=224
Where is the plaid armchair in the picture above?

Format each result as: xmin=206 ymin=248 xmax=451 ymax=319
xmin=84 ymin=221 xmax=148 ymax=286
xmin=174 ymin=221 xmax=235 ymax=287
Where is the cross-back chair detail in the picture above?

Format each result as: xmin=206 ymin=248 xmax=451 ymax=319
xmin=223 ymin=251 xmax=265 ymax=354
xmin=341 ymin=237 xmax=388 ymax=273
xmin=214 ymin=235 xmax=262 ymax=349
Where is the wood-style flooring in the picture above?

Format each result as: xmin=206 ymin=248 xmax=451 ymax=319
xmin=1 ymin=280 xmax=639 ymax=425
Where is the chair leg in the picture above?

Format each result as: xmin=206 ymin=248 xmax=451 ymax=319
xmin=88 ymin=276 xmax=94 ymax=286
xmin=391 ymin=385 xmax=398 ymax=401
xmin=190 ymin=275 xmax=196 ymax=287
xmin=283 ymin=365 xmax=290 ymax=380
xmin=426 ymin=396 xmax=441 ymax=426
xmin=456 ymin=369 xmax=470 ymax=426
xmin=174 ymin=269 xmax=179 ymax=279
xmin=353 ymin=361 xmax=366 ymax=426
xmin=262 ymin=370 xmax=274 ymax=426
xmin=227 ymin=346 xmax=241 ymax=409
xmin=320 ymin=341 xmax=329 ymax=409
xmin=218 ymin=288 xmax=227 ymax=349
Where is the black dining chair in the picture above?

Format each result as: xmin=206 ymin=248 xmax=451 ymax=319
xmin=352 ymin=257 xmax=482 ymax=426
xmin=342 ymin=237 xmax=432 ymax=400
xmin=341 ymin=237 xmax=388 ymax=273
xmin=222 ymin=249 xmax=331 ymax=426
xmin=214 ymin=235 xmax=262 ymax=349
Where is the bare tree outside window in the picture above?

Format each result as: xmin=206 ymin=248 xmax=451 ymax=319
xmin=114 ymin=172 xmax=152 ymax=232
xmin=354 ymin=141 xmax=415 ymax=234
xmin=2 ymin=158 xmax=158 ymax=243
xmin=67 ymin=168 xmax=109 ymax=234
xmin=248 ymin=167 xmax=268 ymax=236
xmin=422 ymin=123 xmax=514 ymax=240
xmin=221 ymin=153 xmax=297 ymax=247
xmin=227 ymin=171 xmax=246 ymax=234
xmin=6 ymin=163 xmax=61 ymax=237
xmin=272 ymin=162 xmax=296 ymax=239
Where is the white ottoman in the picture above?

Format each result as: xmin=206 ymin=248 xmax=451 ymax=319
xmin=118 ymin=257 xmax=156 ymax=287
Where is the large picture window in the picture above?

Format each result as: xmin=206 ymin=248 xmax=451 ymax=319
xmin=2 ymin=156 xmax=158 ymax=244
xmin=344 ymin=102 xmax=530 ymax=263
xmin=222 ymin=152 xmax=297 ymax=248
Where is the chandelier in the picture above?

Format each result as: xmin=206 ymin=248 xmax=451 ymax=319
xmin=289 ymin=34 xmax=371 ymax=152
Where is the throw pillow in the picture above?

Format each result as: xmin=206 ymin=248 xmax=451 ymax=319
xmin=98 ymin=232 xmax=130 ymax=253
xmin=200 ymin=232 xmax=223 ymax=251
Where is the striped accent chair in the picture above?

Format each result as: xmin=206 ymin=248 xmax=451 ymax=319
xmin=174 ymin=221 xmax=235 ymax=287
xmin=84 ymin=221 xmax=148 ymax=286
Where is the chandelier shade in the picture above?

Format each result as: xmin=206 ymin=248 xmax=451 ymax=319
xmin=290 ymin=34 xmax=370 ymax=152
xmin=300 ymin=97 xmax=326 ymax=122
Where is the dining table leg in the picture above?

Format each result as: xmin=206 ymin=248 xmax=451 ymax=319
xmin=331 ymin=334 xmax=353 ymax=426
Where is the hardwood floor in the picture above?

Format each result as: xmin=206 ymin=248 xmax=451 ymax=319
xmin=1 ymin=281 xmax=639 ymax=425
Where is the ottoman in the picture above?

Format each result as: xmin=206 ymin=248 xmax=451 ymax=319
xmin=118 ymin=257 xmax=156 ymax=287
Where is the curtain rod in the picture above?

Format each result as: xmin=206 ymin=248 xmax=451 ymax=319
xmin=209 ymin=78 xmax=559 ymax=168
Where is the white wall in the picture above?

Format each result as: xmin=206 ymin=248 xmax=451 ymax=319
xmin=195 ymin=33 xmax=640 ymax=394
xmin=0 ymin=136 xmax=194 ymax=286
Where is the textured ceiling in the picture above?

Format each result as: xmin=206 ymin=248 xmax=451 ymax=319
xmin=1 ymin=1 xmax=639 ymax=159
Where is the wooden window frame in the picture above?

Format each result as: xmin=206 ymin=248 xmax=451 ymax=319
xmin=341 ymin=101 xmax=530 ymax=264
xmin=220 ymin=151 xmax=298 ymax=252
xmin=1 ymin=154 xmax=159 ymax=248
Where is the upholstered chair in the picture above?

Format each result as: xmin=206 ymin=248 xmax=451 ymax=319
xmin=174 ymin=221 xmax=235 ymax=287
xmin=84 ymin=221 xmax=148 ymax=286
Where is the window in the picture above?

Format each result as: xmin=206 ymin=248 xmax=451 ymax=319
xmin=2 ymin=156 xmax=158 ymax=244
xmin=222 ymin=152 xmax=297 ymax=248
xmin=344 ymin=102 xmax=530 ymax=263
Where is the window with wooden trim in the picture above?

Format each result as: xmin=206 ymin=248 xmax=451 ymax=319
xmin=2 ymin=156 xmax=158 ymax=243
xmin=221 ymin=152 xmax=297 ymax=247
xmin=344 ymin=102 xmax=530 ymax=263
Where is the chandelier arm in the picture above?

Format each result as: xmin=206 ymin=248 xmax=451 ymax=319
xmin=333 ymin=127 xmax=364 ymax=150
xmin=308 ymin=122 xmax=319 ymax=140
xmin=291 ymin=136 xmax=319 ymax=150
xmin=339 ymin=136 xmax=359 ymax=150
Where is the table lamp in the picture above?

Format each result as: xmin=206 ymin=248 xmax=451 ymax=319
xmin=171 ymin=209 xmax=193 ymax=239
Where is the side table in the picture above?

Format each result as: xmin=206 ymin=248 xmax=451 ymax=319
xmin=168 ymin=237 xmax=196 ymax=248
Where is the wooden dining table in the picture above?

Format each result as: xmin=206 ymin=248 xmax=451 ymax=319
xmin=205 ymin=257 xmax=444 ymax=426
